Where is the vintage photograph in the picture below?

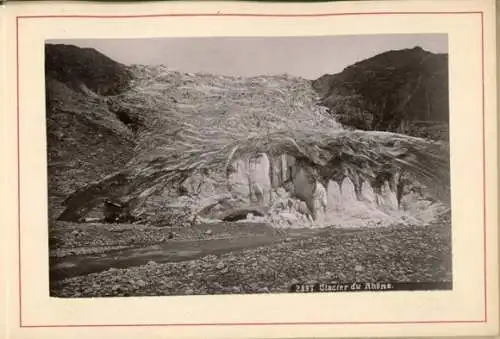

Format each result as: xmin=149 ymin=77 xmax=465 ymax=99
xmin=46 ymin=34 xmax=452 ymax=298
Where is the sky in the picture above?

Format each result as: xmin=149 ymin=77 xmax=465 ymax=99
xmin=48 ymin=34 xmax=447 ymax=79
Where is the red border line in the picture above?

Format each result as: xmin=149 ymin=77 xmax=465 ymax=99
xmin=16 ymin=15 xmax=23 ymax=329
xmin=20 ymin=320 xmax=486 ymax=328
xmin=16 ymin=11 xmax=487 ymax=328
xmin=480 ymin=11 xmax=488 ymax=324
xmin=16 ymin=11 xmax=483 ymax=19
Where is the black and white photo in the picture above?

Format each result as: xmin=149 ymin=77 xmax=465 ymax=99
xmin=46 ymin=34 xmax=452 ymax=298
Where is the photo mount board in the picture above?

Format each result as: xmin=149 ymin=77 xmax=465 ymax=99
xmin=0 ymin=0 xmax=498 ymax=338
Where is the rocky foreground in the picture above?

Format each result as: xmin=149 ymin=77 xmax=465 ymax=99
xmin=50 ymin=222 xmax=451 ymax=297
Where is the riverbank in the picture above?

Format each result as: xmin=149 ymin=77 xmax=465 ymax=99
xmin=50 ymin=222 xmax=451 ymax=297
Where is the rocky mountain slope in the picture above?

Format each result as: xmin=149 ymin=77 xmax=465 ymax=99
xmin=45 ymin=44 xmax=136 ymax=203
xmin=312 ymin=46 xmax=449 ymax=140
xmin=45 ymin=44 xmax=132 ymax=96
xmin=45 ymin=44 xmax=450 ymax=229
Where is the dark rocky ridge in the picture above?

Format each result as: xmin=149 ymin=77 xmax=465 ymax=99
xmin=45 ymin=44 xmax=133 ymax=96
xmin=45 ymin=44 xmax=136 ymax=202
xmin=312 ymin=46 xmax=449 ymax=140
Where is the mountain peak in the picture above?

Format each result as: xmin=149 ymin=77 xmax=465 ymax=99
xmin=45 ymin=43 xmax=133 ymax=96
xmin=311 ymin=47 xmax=449 ymax=140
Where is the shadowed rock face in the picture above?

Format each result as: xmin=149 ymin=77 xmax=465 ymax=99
xmin=312 ymin=46 xmax=449 ymax=141
xmin=45 ymin=45 xmax=137 ymax=202
xmin=45 ymin=44 xmax=133 ymax=96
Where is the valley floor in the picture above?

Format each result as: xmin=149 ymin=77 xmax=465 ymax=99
xmin=49 ymin=221 xmax=452 ymax=297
